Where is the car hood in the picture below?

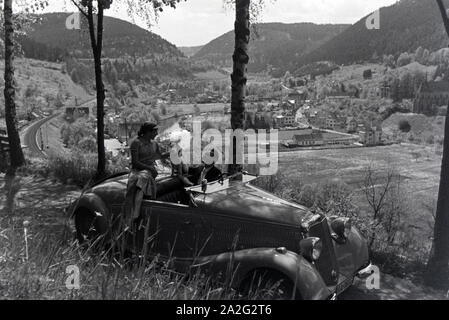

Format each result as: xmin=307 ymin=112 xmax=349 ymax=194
xmin=195 ymin=182 xmax=309 ymax=227
xmin=87 ymin=174 xmax=311 ymax=227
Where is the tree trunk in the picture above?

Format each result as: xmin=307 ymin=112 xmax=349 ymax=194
xmin=425 ymin=0 xmax=449 ymax=289
xmin=87 ymin=4 xmax=106 ymax=180
xmin=4 ymin=0 xmax=25 ymax=169
xmin=425 ymin=106 xmax=449 ymax=288
xmin=229 ymin=0 xmax=250 ymax=175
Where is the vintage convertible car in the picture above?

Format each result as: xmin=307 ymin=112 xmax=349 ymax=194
xmin=70 ymin=171 xmax=371 ymax=300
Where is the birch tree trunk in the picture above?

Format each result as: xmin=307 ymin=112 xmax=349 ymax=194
xmin=425 ymin=0 xmax=449 ymax=289
xmin=86 ymin=3 xmax=106 ymax=179
xmin=229 ymin=0 xmax=250 ymax=174
xmin=4 ymin=0 xmax=25 ymax=169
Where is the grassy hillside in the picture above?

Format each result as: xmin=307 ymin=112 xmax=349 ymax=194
xmin=383 ymin=113 xmax=445 ymax=145
xmin=0 ymin=58 xmax=91 ymax=121
xmin=193 ymin=22 xmax=348 ymax=75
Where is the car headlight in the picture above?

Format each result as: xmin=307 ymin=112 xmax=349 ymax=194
xmin=299 ymin=237 xmax=322 ymax=262
xmin=330 ymin=217 xmax=352 ymax=242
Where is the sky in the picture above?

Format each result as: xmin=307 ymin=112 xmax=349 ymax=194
xmin=43 ymin=0 xmax=398 ymax=47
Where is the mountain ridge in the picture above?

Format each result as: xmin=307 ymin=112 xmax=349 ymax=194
xmin=193 ymin=22 xmax=349 ymax=76
xmin=299 ymin=0 xmax=447 ymax=67
xmin=22 ymin=12 xmax=183 ymax=60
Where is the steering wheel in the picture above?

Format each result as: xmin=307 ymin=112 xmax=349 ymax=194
xmin=218 ymin=172 xmax=229 ymax=184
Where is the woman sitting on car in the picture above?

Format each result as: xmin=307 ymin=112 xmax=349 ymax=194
xmin=124 ymin=122 xmax=170 ymax=220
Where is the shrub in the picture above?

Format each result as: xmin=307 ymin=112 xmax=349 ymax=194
xmin=77 ymin=136 xmax=97 ymax=153
xmin=252 ymin=167 xmax=427 ymax=281
xmin=251 ymin=171 xmax=301 ymax=200
xmin=47 ymin=150 xmax=98 ymax=187
xmin=398 ymin=120 xmax=411 ymax=133
xmin=363 ymin=69 xmax=372 ymax=80
xmin=36 ymin=150 xmax=129 ymax=188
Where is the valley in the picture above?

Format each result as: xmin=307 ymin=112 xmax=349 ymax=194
xmin=1 ymin=0 xmax=449 ymax=301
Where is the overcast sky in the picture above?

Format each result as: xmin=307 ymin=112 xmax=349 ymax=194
xmin=44 ymin=0 xmax=398 ymax=47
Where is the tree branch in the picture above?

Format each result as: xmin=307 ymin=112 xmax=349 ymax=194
xmin=437 ymin=0 xmax=449 ymax=37
xmin=86 ymin=2 xmax=98 ymax=55
xmin=97 ymin=3 xmax=104 ymax=60
xmin=70 ymin=0 xmax=89 ymax=18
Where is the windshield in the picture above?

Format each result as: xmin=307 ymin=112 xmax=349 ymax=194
xmin=185 ymin=173 xmax=258 ymax=194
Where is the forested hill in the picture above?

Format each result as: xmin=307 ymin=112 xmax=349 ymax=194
xmin=179 ymin=46 xmax=203 ymax=57
xmin=299 ymin=0 xmax=448 ymax=67
xmin=193 ymin=22 xmax=349 ymax=76
xmin=21 ymin=12 xmax=183 ymax=61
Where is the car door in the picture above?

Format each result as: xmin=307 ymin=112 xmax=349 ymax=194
xmin=141 ymin=200 xmax=196 ymax=259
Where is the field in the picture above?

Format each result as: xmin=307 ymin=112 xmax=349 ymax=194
xmin=193 ymin=70 xmax=229 ymax=81
xmin=277 ymin=143 xmax=441 ymax=243
xmin=168 ymin=103 xmax=228 ymax=116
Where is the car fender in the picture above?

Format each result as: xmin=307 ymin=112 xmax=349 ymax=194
xmin=189 ymin=248 xmax=331 ymax=300
xmin=71 ymin=193 xmax=111 ymax=230
xmin=333 ymin=226 xmax=370 ymax=276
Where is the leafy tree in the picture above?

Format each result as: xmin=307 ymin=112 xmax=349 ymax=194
xmin=159 ymin=104 xmax=167 ymax=116
xmin=415 ymin=46 xmax=424 ymax=62
xmin=2 ymin=0 xmax=48 ymax=170
xmin=383 ymin=54 xmax=396 ymax=69
xmin=70 ymin=0 xmax=184 ymax=179
xmin=225 ymin=0 xmax=271 ymax=174
xmin=398 ymin=120 xmax=411 ymax=133
xmin=363 ymin=69 xmax=372 ymax=80
xmin=54 ymin=91 xmax=65 ymax=109
xmin=397 ymin=52 xmax=412 ymax=67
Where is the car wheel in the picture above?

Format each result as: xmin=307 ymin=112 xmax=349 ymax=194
xmin=74 ymin=208 xmax=106 ymax=246
xmin=239 ymin=269 xmax=302 ymax=300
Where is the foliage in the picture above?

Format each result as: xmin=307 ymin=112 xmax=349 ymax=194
xmin=21 ymin=12 xmax=182 ymax=61
xmin=398 ymin=120 xmax=411 ymax=133
xmin=298 ymin=0 xmax=449 ymax=68
xmin=60 ymin=118 xmax=96 ymax=151
xmin=194 ymin=23 xmax=347 ymax=75
xmin=253 ymin=165 xmax=426 ymax=279
xmin=46 ymin=149 xmax=98 ymax=186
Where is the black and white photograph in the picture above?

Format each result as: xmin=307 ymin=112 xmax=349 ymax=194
xmin=1 ymin=0 xmax=449 ymax=304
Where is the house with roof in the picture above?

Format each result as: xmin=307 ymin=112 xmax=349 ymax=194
xmin=346 ymin=117 xmax=358 ymax=133
xmin=413 ymin=81 xmax=449 ymax=115
xmin=274 ymin=113 xmax=297 ymax=128
xmin=292 ymin=129 xmax=324 ymax=147
xmin=359 ymin=126 xmax=383 ymax=146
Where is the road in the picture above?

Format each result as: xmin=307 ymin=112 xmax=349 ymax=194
xmin=21 ymin=98 xmax=96 ymax=158
xmin=21 ymin=113 xmax=60 ymax=158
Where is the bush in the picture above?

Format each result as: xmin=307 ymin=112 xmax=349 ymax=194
xmin=398 ymin=120 xmax=411 ymax=133
xmin=363 ymin=69 xmax=372 ymax=80
xmin=251 ymin=171 xmax=301 ymax=200
xmin=32 ymin=150 xmax=130 ymax=187
xmin=77 ymin=136 xmax=97 ymax=153
xmin=47 ymin=150 xmax=98 ymax=187
xmin=252 ymin=168 xmax=428 ymax=281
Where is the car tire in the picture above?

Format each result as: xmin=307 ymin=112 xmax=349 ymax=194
xmin=74 ymin=208 xmax=107 ymax=247
xmin=239 ymin=269 xmax=302 ymax=300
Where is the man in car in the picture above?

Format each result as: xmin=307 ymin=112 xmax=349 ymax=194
xmin=196 ymin=149 xmax=222 ymax=185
